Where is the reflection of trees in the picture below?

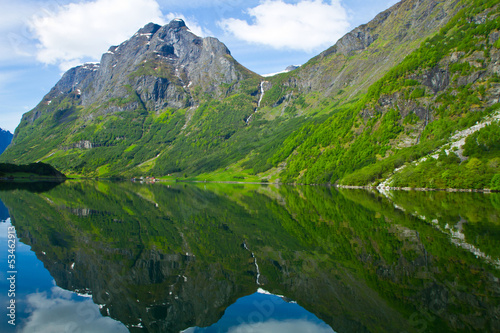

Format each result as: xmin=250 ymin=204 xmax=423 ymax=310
xmin=0 ymin=180 xmax=64 ymax=193
xmin=385 ymin=190 xmax=500 ymax=258
xmin=0 ymin=182 xmax=499 ymax=332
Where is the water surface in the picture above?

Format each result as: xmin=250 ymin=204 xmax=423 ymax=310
xmin=0 ymin=181 xmax=499 ymax=332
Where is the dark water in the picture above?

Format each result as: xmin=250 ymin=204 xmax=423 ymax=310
xmin=0 ymin=180 xmax=499 ymax=332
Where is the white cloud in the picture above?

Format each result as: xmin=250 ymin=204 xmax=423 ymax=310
xmin=0 ymin=2 xmax=40 ymax=62
xmin=20 ymin=287 xmax=128 ymax=333
xmin=29 ymin=0 xmax=167 ymax=71
xmin=164 ymin=12 xmax=212 ymax=37
xmin=0 ymin=2 xmax=33 ymax=31
xmin=228 ymin=319 xmax=335 ymax=333
xmin=0 ymin=112 xmax=24 ymax=134
xmin=159 ymin=0 xmax=240 ymax=9
xmin=0 ymin=218 xmax=11 ymax=235
xmin=218 ymin=0 xmax=350 ymax=52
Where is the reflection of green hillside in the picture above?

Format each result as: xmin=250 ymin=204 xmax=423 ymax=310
xmin=0 ymin=182 xmax=499 ymax=332
xmin=305 ymin=188 xmax=500 ymax=332
xmin=0 ymin=162 xmax=66 ymax=180
xmin=0 ymin=180 xmax=63 ymax=193
xmin=380 ymin=190 xmax=500 ymax=260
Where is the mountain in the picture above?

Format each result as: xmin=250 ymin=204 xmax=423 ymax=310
xmin=1 ymin=0 xmax=499 ymax=189
xmin=278 ymin=0 xmax=500 ymax=189
xmin=0 ymin=128 xmax=12 ymax=156
xmin=2 ymin=18 xmax=263 ymax=177
xmin=29 ymin=20 xmax=256 ymax=118
xmin=262 ymin=64 xmax=300 ymax=77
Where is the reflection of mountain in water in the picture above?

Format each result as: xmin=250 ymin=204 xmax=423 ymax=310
xmin=0 ymin=180 xmax=64 ymax=193
xmin=1 ymin=182 xmax=499 ymax=332
xmin=0 ymin=198 xmax=8 ymax=221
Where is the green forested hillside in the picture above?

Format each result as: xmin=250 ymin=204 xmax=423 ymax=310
xmin=272 ymin=0 xmax=500 ymax=188
xmin=1 ymin=0 xmax=499 ymax=189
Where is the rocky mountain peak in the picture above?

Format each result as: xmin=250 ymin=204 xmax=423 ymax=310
xmin=285 ymin=65 xmax=299 ymax=72
xmin=167 ymin=18 xmax=187 ymax=29
xmin=36 ymin=19 xmax=257 ymax=118
xmin=137 ymin=22 xmax=162 ymax=35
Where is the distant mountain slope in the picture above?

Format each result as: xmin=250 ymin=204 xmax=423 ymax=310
xmin=0 ymin=129 xmax=12 ymax=156
xmin=260 ymin=0 xmax=464 ymax=109
xmin=1 ymin=0 xmax=499 ymax=189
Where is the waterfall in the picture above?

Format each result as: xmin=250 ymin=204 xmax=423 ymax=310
xmin=243 ymin=242 xmax=261 ymax=285
xmin=245 ymin=81 xmax=267 ymax=124
xmin=257 ymin=80 xmax=265 ymax=109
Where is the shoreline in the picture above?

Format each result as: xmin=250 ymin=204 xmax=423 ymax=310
xmin=0 ymin=177 xmax=66 ymax=182
xmin=172 ymin=179 xmax=499 ymax=193
xmin=12 ymin=176 xmax=497 ymax=193
xmin=338 ymin=185 xmax=497 ymax=193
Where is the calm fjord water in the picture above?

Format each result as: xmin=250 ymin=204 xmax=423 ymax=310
xmin=0 ymin=181 xmax=499 ymax=332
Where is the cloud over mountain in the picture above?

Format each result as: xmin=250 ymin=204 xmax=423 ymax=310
xmin=218 ymin=0 xmax=349 ymax=52
xmin=29 ymin=0 xmax=166 ymax=70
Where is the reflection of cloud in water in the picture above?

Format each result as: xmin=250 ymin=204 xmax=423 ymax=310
xmin=20 ymin=287 xmax=128 ymax=333
xmin=228 ymin=319 xmax=335 ymax=333
xmin=0 ymin=218 xmax=12 ymax=238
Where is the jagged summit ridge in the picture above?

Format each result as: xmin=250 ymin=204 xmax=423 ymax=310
xmin=38 ymin=19 xmax=254 ymax=119
xmin=137 ymin=22 xmax=162 ymax=35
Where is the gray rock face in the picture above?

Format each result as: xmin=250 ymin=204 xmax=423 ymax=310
xmin=273 ymin=0 xmax=460 ymax=105
xmin=335 ymin=25 xmax=379 ymax=55
xmin=53 ymin=63 xmax=99 ymax=96
xmin=38 ymin=19 xmax=255 ymax=118
xmin=320 ymin=9 xmax=389 ymax=58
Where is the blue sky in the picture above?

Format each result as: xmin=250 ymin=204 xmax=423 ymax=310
xmin=0 ymin=0 xmax=398 ymax=133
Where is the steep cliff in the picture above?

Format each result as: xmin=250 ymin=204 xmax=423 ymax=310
xmin=260 ymin=0 xmax=463 ymax=107
xmin=25 ymin=19 xmax=255 ymax=123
